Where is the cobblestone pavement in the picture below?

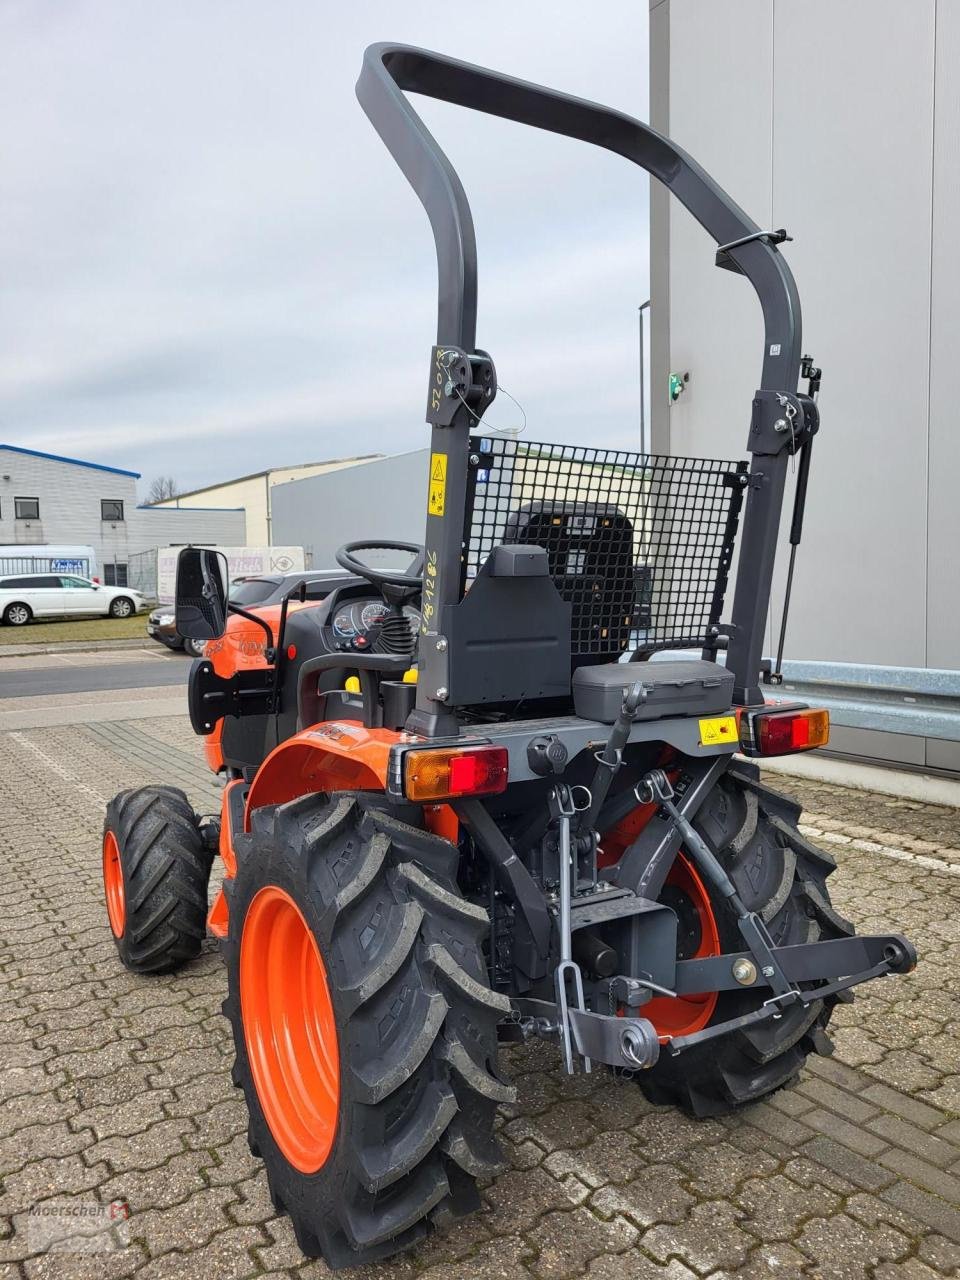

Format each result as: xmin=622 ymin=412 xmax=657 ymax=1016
xmin=1 ymin=700 xmax=959 ymax=1279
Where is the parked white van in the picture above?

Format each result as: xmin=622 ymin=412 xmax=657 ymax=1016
xmin=0 ymin=573 xmax=145 ymax=626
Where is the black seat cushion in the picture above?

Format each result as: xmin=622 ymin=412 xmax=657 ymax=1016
xmin=572 ymin=659 xmax=734 ymax=723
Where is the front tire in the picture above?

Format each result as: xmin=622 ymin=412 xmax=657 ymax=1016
xmin=109 ymin=596 xmax=135 ymax=618
xmin=4 ymin=602 xmax=31 ymax=626
xmin=102 ymin=786 xmax=213 ymax=972
xmin=223 ymin=793 xmax=513 ymax=1269
xmin=638 ymin=766 xmax=851 ymax=1117
xmin=184 ymin=636 xmax=207 ymax=658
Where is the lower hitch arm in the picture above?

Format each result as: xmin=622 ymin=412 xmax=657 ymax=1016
xmin=634 ymin=768 xmax=917 ymax=1057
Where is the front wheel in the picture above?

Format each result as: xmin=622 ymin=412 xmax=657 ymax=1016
xmin=222 ymin=793 xmax=513 ymax=1268
xmin=102 ymin=786 xmax=213 ymax=972
xmin=109 ymin=596 xmax=135 ymax=618
xmin=3 ymin=602 xmax=31 ymax=626
xmin=636 ymin=767 xmax=851 ymax=1117
xmin=184 ymin=636 xmax=207 ymax=658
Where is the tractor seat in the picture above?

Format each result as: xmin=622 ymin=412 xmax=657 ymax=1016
xmin=572 ymin=659 xmax=734 ymax=723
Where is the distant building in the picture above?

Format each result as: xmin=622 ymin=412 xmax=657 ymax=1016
xmin=0 ymin=444 xmax=245 ymax=585
xmin=271 ymin=451 xmax=428 ymax=567
xmin=155 ymin=455 xmax=381 ymax=545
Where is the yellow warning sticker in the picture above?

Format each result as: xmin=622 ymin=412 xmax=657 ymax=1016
xmin=428 ymin=452 xmax=447 ymax=516
xmin=699 ymin=714 xmax=738 ymax=747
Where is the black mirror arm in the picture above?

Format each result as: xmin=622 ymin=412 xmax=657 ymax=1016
xmin=227 ymin=602 xmax=276 ymax=659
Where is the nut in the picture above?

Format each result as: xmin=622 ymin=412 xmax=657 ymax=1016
xmin=435 ymin=686 xmax=449 ymax=701
xmin=732 ymin=958 xmax=757 ymax=986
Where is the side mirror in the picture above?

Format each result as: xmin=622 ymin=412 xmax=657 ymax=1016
xmin=175 ymin=547 xmax=229 ymax=641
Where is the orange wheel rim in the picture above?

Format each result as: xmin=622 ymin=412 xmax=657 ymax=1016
xmin=103 ymin=830 xmax=126 ymax=938
xmin=240 ymin=886 xmax=339 ymax=1173
xmin=645 ymin=853 xmax=721 ymax=1041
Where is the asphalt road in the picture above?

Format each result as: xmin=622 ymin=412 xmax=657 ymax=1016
xmin=0 ymin=651 xmax=191 ymax=699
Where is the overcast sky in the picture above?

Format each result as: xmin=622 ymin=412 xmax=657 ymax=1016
xmin=0 ymin=2 xmax=649 ymax=496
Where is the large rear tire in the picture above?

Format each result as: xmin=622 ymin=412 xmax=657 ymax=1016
xmin=638 ymin=766 xmax=851 ymax=1117
xmin=102 ymin=786 xmax=213 ymax=973
xmin=222 ymin=792 xmax=513 ymax=1270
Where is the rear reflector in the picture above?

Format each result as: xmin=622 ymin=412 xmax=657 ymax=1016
xmin=742 ymin=707 xmax=830 ymax=757
xmin=404 ymin=746 xmax=508 ymax=802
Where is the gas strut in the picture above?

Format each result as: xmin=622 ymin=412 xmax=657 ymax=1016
xmin=773 ymin=355 xmax=821 ymax=680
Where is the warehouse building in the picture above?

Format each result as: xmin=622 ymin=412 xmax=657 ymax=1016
xmin=271 ymin=451 xmax=428 ymax=568
xmin=155 ymin=455 xmax=381 ymax=544
xmin=649 ymin=0 xmax=959 ymax=777
xmin=0 ymin=444 xmax=244 ymax=584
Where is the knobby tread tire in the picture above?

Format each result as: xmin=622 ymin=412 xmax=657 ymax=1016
xmin=222 ymin=792 xmax=513 ymax=1270
xmin=638 ymin=764 xmax=850 ymax=1117
xmin=104 ymin=785 xmax=212 ymax=973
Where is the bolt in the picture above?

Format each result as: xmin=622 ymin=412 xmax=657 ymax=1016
xmin=435 ymin=686 xmax=448 ymax=701
xmin=469 ymin=454 xmax=480 ymax=465
xmin=774 ymin=418 xmax=789 ymax=432
xmin=761 ymin=965 xmax=775 ymax=978
xmin=444 ymin=379 xmax=455 ymax=396
xmin=435 ymin=638 xmax=448 ymax=652
xmin=732 ymin=958 xmax=757 ymax=986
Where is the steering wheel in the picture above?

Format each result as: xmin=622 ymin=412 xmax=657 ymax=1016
xmin=335 ymin=540 xmax=424 ymax=591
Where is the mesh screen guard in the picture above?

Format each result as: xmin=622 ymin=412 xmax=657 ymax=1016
xmin=463 ymin=436 xmax=748 ymax=661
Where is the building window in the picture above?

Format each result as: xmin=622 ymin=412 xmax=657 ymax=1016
xmin=101 ymin=499 xmax=125 ymax=522
xmin=103 ymin=563 xmax=128 ymax=587
xmin=14 ymin=497 xmax=39 ymax=520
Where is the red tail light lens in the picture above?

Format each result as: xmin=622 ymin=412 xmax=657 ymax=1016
xmin=404 ymin=746 xmax=508 ymax=802
xmin=742 ymin=707 xmax=830 ymax=757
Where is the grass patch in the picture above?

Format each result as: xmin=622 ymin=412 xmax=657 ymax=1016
xmin=0 ymin=613 xmax=149 ymax=646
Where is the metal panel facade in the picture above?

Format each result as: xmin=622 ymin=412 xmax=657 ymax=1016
xmin=650 ymin=0 xmax=957 ymax=770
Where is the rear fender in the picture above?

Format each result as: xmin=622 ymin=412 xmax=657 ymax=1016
xmin=243 ymin=721 xmax=400 ymax=828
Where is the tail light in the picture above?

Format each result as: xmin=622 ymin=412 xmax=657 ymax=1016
xmin=741 ymin=707 xmax=830 ymax=757
xmin=404 ymin=745 xmax=508 ymax=802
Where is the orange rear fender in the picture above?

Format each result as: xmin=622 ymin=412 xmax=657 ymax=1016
xmin=244 ymin=721 xmax=401 ymax=827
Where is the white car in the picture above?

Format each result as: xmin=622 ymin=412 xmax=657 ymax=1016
xmin=0 ymin=573 xmax=145 ymax=626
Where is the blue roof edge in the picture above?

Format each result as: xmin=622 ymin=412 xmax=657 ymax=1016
xmin=0 ymin=443 xmax=141 ymax=479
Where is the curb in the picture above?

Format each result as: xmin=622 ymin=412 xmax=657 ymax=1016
xmin=0 ymin=638 xmax=156 ymax=658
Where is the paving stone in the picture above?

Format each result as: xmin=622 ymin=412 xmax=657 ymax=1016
xmin=593 ymin=1164 xmax=694 ymax=1229
xmin=862 ymin=1081 xmax=945 ymax=1130
xmin=917 ymin=1232 xmax=960 ymax=1273
xmin=878 ymin=1146 xmax=960 ymax=1202
xmin=585 ymin=1254 xmax=697 ymax=1280
xmin=793 ymin=1214 xmax=912 ymax=1278
xmin=680 ymin=1140 xmax=777 ymax=1198
xmin=736 ymin=1171 xmax=841 ymax=1242
xmin=527 ymin=1205 xmax=637 ymax=1278
xmin=794 ymin=1136 xmax=895 ymax=1192
xmin=796 ymin=1075 xmax=879 ymax=1124
xmin=641 ymin=1200 xmax=755 ymax=1273
xmin=801 ymin=1107 xmax=888 ymax=1157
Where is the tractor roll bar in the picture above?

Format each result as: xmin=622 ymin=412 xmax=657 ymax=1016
xmin=356 ymin=42 xmax=802 ymax=390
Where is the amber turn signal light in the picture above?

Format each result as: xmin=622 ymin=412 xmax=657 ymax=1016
xmin=404 ymin=746 xmax=509 ymax=802
xmin=741 ymin=707 xmax=830 ymax=757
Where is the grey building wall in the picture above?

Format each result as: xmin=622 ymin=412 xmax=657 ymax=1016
xmin=649 ymin=0 xmax=959 ymax=771
xmin=0 ymin=446 xmax=245 ymax=577
xmin=271 ymin=451 xmax=430 ymax=568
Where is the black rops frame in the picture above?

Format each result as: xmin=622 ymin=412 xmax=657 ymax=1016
xmin=356 ymin=43 xmax=815 ymax=731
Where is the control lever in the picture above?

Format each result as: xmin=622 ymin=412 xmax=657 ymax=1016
xmin=635 ymin=769 xmax=798 ymax=1007
xmin=549 ymin=784 xmax=591 ymax=1074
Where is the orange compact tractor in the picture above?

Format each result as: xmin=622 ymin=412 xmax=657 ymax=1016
xmin=101 ymin=45 xmax=916 ymax=1269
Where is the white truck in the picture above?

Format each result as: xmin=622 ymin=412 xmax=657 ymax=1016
xmin=129 ymin=545 xmax=306 ymax=604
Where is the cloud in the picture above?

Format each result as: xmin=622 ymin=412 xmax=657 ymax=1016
xmin=0 ymin=2 xmax=650 ymax=492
